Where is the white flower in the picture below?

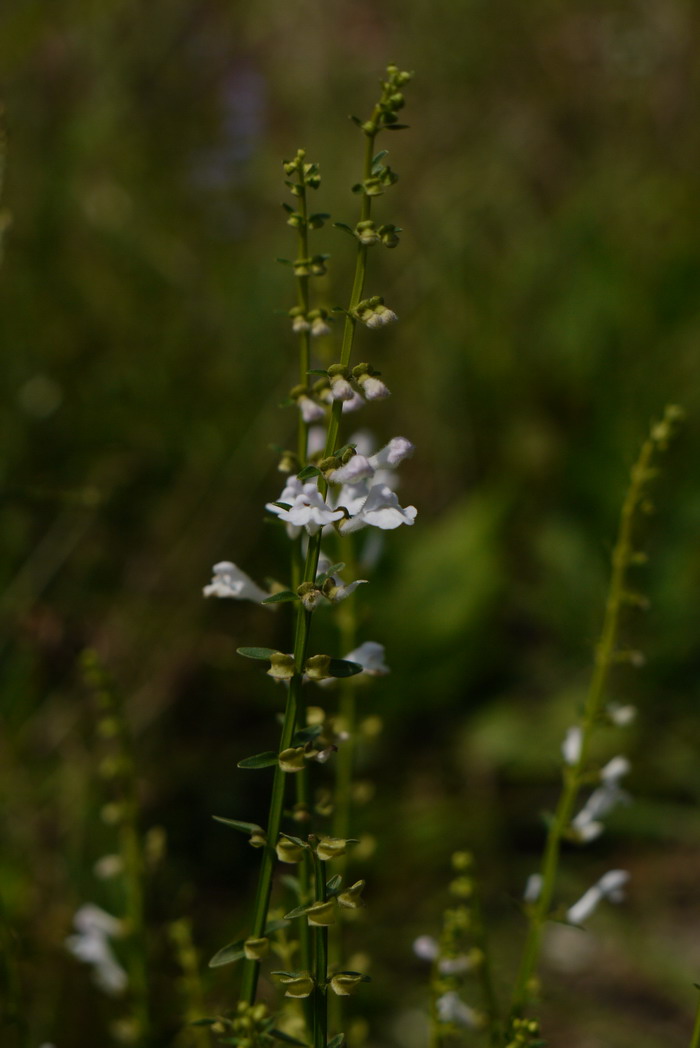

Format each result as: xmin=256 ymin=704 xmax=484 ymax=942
xmin=606 ymin=702 xmax=637 ymax=726
xmin=330 ymin=376 xmax=355 ymax=401
xmin=363 ymin=304 xmax=397 ymax=328
xmin=268 ymin=481 xmax=344 ymax=537
xmin=571 ymin=780 xmax=629 ymax=840
xmin=93 ymin=854 xmax=123 ymax=880
xmin=292 ymin=315 xmax=310 ymax=333
xmin=524 ymin=873 xmax=543 ymax=903
xmin=368 ymin=436 xmax=414 ymax=470
xmin=344 ymin=641 xmax=389 ymax=676
xmin=310 ymin=316 xmax=331 ymax=337
xmin=600 ymin=755 xmax=631 ymax=785
xmin=358 ymin=374 xmax=390 ymax=400
xmin=65 ymin=904 xmax=128 ymax=996
xmin=341 ymin=390 xmax=366 ymax=413
xmin=297 ymin=393 xmax=325 ymax=423
xmin=413 ymin=935 xmax=439 ymax=961
xmin=327 ymin=455 xmax=374 ymax=484
xmin=338 ymin=484 xmax=417 ymax=533
xmin=203 ymin=561 xmax=269 ymax=602
xmin=436 ymin=992 xmax=480 ymax=1029
xmin=566 ymin=869 xmax=629 ymax=925
xmin=562 ymin=726 xmax=583 ymax=766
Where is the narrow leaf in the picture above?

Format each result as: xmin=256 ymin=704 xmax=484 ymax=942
xmin=238 ymin=752 xmax=278 ymax=769
xmin=264 ymin=918 xmax=291 ymax=934
xmin=307 ymin=369 xmax=329 ymax=376
xmin=282 ymin=202 xmax=295 ymax=213
xmin=297 ymin=465 xmax=322 ymax=481
xmin=237 ymin=646 xmax=277 ymax=660
xmin=283 ymin=903 xmax=312 ymax=920
xmin=262 ymin=591 xmax=298 ymax=605
xmin=326 ymin=874 xmax=342 ymax=893
xmin=385 ymin=123 xmax=410 ymax=130
xmin=292 ymin=724 xmax=323 ymax=745
xmin=208 ymin=940 xmax=245 ymax=968
xmin=279 ymin=832 xmax=308 ymax=847
xmin=271 ymin=501 xmax=292 ymax=510
xmin=212 ymin=816 xmax=263 ymax=835
xmin=326 ymin=658 xmax=363 ymax=678
xmin=333 ymin=222 xmax=356 ymax=237
xmin=327 ymin=1035 xmax=346 ymax=1048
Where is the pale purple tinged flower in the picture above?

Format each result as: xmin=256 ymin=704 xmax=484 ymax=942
xmin=65 ymin=904 xmax=127 ymax=996
xmin=338 ymin=484 xmax=417 ymax=533
xmin=341 ymin=390 xmax=366 ymax=413
xmin=310 ymin=317 xmax=331 ymax=337
xmin=436 ymin=992 xmax=480 ymax=1029
xmin=368 ymin=436 xmax=414 ymax=469
xmin=566 ymin=869 xmax=629 ymax=925
xmin=328 ymin=455 xmax=374 ymax=484
xmin=600 ymin=755 xmax=631 ymax=785
xmin=524 ymin=873 xmax=543 ymax=903
xmin=343 ymin=641 xmax=389 ymax=676
xmin=562 ymin=726 xmax=583 ymax=766
xmin=360 ymin=375 xmax=391 ymax=400
xmin=413 ymin=935 xmax=439 ymax=961
xmin=330 ymin=376 xmax=355 ymax=401
xmin=203 ymin=561 xmax=269 ymax=602
xmin=297 ymin=394 xmax=325 ymax=423
xmin=268 ymin=481 xmax=343 ymax=536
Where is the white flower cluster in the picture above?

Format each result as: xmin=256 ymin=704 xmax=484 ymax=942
xmin=65 ymin=903 xmax=127 ymax=996
xmin=566 ymin=869 xmax=629 ymax=925
xmin=268 ymin=436 xmax=416 ymax=539
xmin=571 ymin=755 xmax=631 ymax=843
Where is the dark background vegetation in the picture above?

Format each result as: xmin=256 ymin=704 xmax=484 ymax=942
xmin=2 ymin=1 xmax=700 ymax=1046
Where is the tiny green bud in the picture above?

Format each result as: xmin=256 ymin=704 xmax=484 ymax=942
xmin=249 ymin=828 xmax=267 ymax=848
xmin=449 ymin=876 xmax=473 ymax=899
xmin=243 ymin=937 xmax=269 ymax=961
xmin=306 ymin=900 xmax=336 ymax=926
xmin=278 ymin=449 xmax=298 ymax=473
xmin=97 ymin=717 xmax=120 ymax=739
xmin=267 ymin=653 xmax=296 ymax=680
xmin=276 ymin=836 xmax=306 ymax=863
xmin=451 ymin=851 xmax=473 ymax=872
xmin=274 ymin=971 xmax=315 ymax=998
xmin=315 ymin=836 xmax=349 ymax=861
xmin=305 ymin=654 xmax=333 ymax=681
xmin=278 ymin=747 xmax=306 ymax=772
xmin=337 ymin=879 xmax=365 ymax=909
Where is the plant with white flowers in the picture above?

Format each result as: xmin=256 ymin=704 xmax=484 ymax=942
xmin=201 ymin=66 xmax=414 ymax=1048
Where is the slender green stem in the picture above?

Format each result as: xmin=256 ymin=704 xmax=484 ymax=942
xmin=312 ymin=856 xmax=329 ymax=1048
xmin=296 ymin=181 xmax=311 ymax=466
xmin=509 ymin=433 xmax=657 ymax=1018
xmin=689 ymin=988 xmax=700 ymax=1048
xmin=240 ymin=608 xmax=314 ymax=1004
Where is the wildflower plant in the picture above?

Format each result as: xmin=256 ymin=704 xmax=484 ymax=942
xmin=203 ymin=65 xmax=414 ymax=1048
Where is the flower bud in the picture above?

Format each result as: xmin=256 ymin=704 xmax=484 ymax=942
xmin=243 ymin=937 xmax=269 ymax=961
xmin=249 ymin=829 xmax=267 ymax=848
xmin=277 ymin=450 xmax=299 ymax=474
xmin=274 ymin=971 xmax=315 ymax=998
xmin=337 ymin=879 xmax=365 ymax=909
xmin=267 ymin=653 xmax=296 ymax=681
xmin=276 ymin=836 xmax=306 ymax=863
xmin=306 ymin=900 xmax=336 ymax=926
xmin=310 ymin=315 xmax=331 ymax=337
xmin=329 ymin=971 xmax=367 ymax=996
xmin=297 ymin=582 xmax=324 ymax=611
xmin=315 ymin=836 xmax=349 ymax=861
xmin=278 ymin=747 xmax=306 ymax=773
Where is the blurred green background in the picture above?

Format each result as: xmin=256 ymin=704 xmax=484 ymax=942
xmin=2 ymin=1 xmax=700 ymax=1046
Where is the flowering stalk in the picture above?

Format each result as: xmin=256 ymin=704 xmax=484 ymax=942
xmin=508 ymin=405 xmax=683 ymax=1023
xmin=690 ymin=988 xmax=700 ymax=1048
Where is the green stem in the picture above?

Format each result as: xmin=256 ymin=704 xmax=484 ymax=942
xmin=296 ymin=182 xmax=311 ymax=466
xmin=239 ymin=608 xmax=314 ymax=1005
xmin=689 ymin=988 xmax=700 ymax=1048
xmin=312 ymin=856 xmax=329 ymax=1048
xmin=509 ymin=434 xmax=656 ymax=1019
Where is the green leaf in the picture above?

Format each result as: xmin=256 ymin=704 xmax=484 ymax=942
xmin=309 ymin=212 xmax=330 ymax=222
xmin=292 ymin=724 xmax=323 ymax=745
xmin=307 ymin=369 xmax=329 ymax=376
xmin=372 ymin=149 xmax=389 ymax=165
xmin=385 ymin=123 xmax=410 ymax=130
xmin=348 ymin=114 xmax=363 ymax=126
xmin=327 ymin=1035 xmax=345 ymax=1048
xmin=282 ymin=202 xmax=295 ymax=213
xmin=278 ymin=832 xmax=308 ymax=847
xmin=316 ymin=562 xmax=345 ymax=583
xmin=212 ymin=816 xmax=263 ymax=835
xmin=264 ymin=918 xmax=291 ymax=935
xmin=283 ymin=902 xmax=312 ymax=920
xmin=237 ymin=752 xmax=278 ymax=769
xmin=271 ymin=1030 xmax=308 ymax=1047
xmin=281 ymin=875 xmax=301 ymax=896
xmin=237 ymin=646 xmax=277 ymax=660
xmin=208 ymin=939 xmax=245 ymax=968
xmin=326 ymin=874 xmax=342 ymax=893
xmin=333 ymin=222 xmax=355 ymax=237
xmin=327 ymin=658 xmax=363 ymax=678
xmin=261 ymin=590 xmax=298 ymax=605
xmin=333 ymin=443 xmax=356 ymax=457
xmin=297 ymin=465 xmax=322 ymax=481
xmin=276 ymin=257 xmax=292 ymax=265
xmin=271 ymin=501 xmax=292 ymax=511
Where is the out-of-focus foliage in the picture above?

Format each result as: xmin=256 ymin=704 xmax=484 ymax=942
xmin=1 ymin=2 xmax=700 ymax=1046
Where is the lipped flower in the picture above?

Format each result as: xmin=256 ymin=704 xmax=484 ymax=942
xmin=570 ymin=760 xmax=631 ymax=842
xmin=436 ymin=992 xmax=482 ymax=1029
xmin=338 ymin=483 xmax=417 ymax=533
xmin=566 ymin=869 xmax=630 ymax=925
xmin=343 ymin=641 xmax=389 ymax=676
xmin=266 ymin=478 xmax=344 ymax=538
xmin=561 ymin=726 xmax=583 ymax=766
xmin=203 ymin=562 xmax=269 ymax=602
xmin=65 ymin=904 xmax=127 ymax=996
